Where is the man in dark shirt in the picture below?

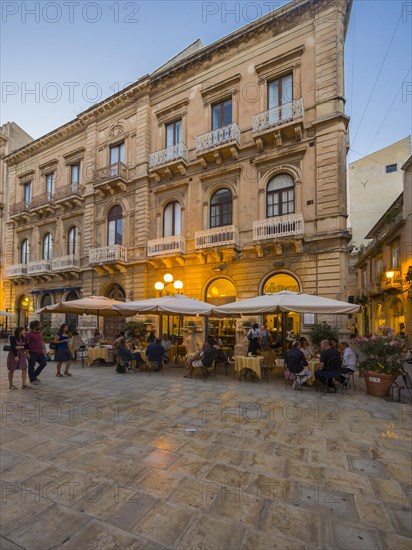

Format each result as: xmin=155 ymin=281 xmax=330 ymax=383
xmin=26 ymin=320 xmax=47 ymax=384
xmin=316 ymin=339 xmax=342 ymax=389
xmin=146 ymin=339 xmax=165 ymax=371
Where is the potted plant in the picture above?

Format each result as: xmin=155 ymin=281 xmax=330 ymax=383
xmin=356 ymin=327 xmax=404 ymax=397
xmin=308 ymin=322 xmax=339 ymax=352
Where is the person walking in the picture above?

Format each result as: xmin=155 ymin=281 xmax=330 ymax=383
xmin=26 ymin=320 xmax=48 ymax=385
xmin=54 ymin=323 xmax=74 ymax=377
xmin=7 ymin=327 xmax=30 ymax=389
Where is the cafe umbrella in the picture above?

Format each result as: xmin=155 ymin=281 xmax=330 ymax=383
xmin=212 ymin=290 xmax=360 ymax=354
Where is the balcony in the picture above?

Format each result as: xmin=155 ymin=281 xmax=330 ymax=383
xmin=52 ymin=255 xmax=81 ymax=274
xmin=27 ymin=260 xmax=53 ymax=279
xmin=53 ymin=184 xmax=85 ymax=209
xmin=195 ymin=225 xmax=239 ymax=250
xmin=149 ymin=143 xmax=189 ymax=181
xmin=253 ymin=213 xmax=304 ymax=241
xmin=9 ymin=201 xmax=31 ymax=222
xmin=196 ymin=123 xmax=241 ymax=167
xmin=89 ymin=245 xmax=128 ymax=274
xmin=147 ymin=236 xmax=186 ymax=257
xmin=252 ymin=99 xmax=304 ymax=150
xmin=94 ymin=162 xmax=128 ymax=195
xmin=30 ymin=192 xmax=56 ymax=218
xmin=6 ymin=263 xmax=28 ymax=280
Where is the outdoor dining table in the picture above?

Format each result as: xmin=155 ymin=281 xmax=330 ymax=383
xmin=87 ymin=347 xmax=114 ymax=365
xmin=234 ymin=355 xmax=263 ymax=381
xmin=307 ymin=359 xmax=319 ymax=385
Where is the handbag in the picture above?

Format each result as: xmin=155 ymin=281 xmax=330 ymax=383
xmin=3 ymin=345 xmax=11 ymax=352
xmin=49 ymin=342 xmax=57 ymax=350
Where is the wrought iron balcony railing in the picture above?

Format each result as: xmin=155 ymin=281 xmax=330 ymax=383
xmin=253 ymin=213 xmax=304 ymax=241
xmin=89 ymin=245 xmax=128 ymax=264
xmin=147 ymin=236 xmax=186 ymax=257
xmin=149 ymin=143 xmax=189 ymax=169
xmin=195 ymin=225 xmax=239 ymax=250
xmin=252 ymin=99 xmax=304 ymax=134
xmin=196 ymin=123 xmax=240 ymax=154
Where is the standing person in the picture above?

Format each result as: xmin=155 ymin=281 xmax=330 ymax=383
xmin=7 ymin=327 xmax=30 ymax=389
xmin=26 ymin=320 xmax=48 ymax=385
xmin=160 ymin=333 xmax=172 ymax=362
xmin=247 ymin=323 xmax=261 ymax=355
xmin=260 ymin=323 xmax=272 ymax=350
xmin=53 ymin=324 xmax=74 ymax=377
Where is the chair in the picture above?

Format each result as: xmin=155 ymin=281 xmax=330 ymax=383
xmin=200 ymin=360 xmax=217 ymax=382
xmin=317 ymin=356 xmax=345 ymax=395
xmin=145 ymin=360 xmax=164 ymax=376
xmin=75 ymin=345 xmax=88 ymax=369
xmin=285 ymin=354 xmax=307 ymax=393
xmin=174 ymin=345 xmax=187 ymax=365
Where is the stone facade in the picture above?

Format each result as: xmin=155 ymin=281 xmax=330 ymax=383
xmin=3 ymin=0 xmax=353 ymax=340
xmin=354 ymin=155 xmax=412 ymax=346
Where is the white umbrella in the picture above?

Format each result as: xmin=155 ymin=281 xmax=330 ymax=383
xmin=35 ymin=295 xmax=125 ymax=325
xmin=0 ymin=310 xmax=14 ymax=317
xmin=212 ymin=290 xmax=360 ymax=316
xmin=113 ymin=294 xmax=215 ymax=316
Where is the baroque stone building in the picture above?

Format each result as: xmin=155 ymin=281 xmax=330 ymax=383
xmin=4 ymin=0 xmax=353 ymax=340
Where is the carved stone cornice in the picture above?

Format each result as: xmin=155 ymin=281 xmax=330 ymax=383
xmin=154 ymin=99 xmax=190 ymax=126
xmin=255 ymin=46 xmax=304 ymax=81
xmin=63 ymin=147 xmax=86 ymax=165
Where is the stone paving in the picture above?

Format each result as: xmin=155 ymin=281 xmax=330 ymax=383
xmin=1 ymin=351 xmax=411 ymax=550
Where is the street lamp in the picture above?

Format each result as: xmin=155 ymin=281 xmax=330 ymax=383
xmin=154 ymin=273 xmax=184 ymax=295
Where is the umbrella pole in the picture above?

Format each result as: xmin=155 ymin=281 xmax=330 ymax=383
xmin=282 ymin=312 xmax=287 ymax=357
xmin=176 ymin=314 xmax=182 ymax=362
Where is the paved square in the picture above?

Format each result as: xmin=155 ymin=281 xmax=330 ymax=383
xmin=1 ymin=354 xmax=411 ymax=549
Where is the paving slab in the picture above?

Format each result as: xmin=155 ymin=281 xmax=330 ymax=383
xmin=0 ymin=350 xmax=411 ymax=549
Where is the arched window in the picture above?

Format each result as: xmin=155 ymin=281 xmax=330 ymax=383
xmin=108 ymin=205 xmax=123 ymax=245
xmin=43 ymin=233 xmax=53 ymax=260
xmin=267 ymin=174 xmax=295 ymax=217
xmin=40 ymin=293 xmax=52 ymax=326
xmin=163 ymin=202 xmax=181 ymax=237
xmin=67 ymin=226 xmax=78 ymax=256
xmin=210 ymin=188 xmax=232 ymax=228
xmin=21 ymin=239 xmax=30 ymax=264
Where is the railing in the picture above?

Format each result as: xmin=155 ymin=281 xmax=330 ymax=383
xmin=89 ymin=244 xmax=128 ymax=263
xmin=253 ymin=213 xmax=304 ymax=241
xmin=147 ymin=236 xmax=186 ymax=257
xmin=196 ymin=123 xmax=240 ymax=153
xmin=6 ymin=264 xmax=28 ymax=277
xmin=52 ymin=255 xmax=80 ymax=271
xmin=149 ymin=143 xmax=189 ymax=169
xmin=9 ymin=201 xmax=30 ymax=217
xmin=252 ymin=98 xmax=303 ymax=134
xmin=27 ymin=260 xmax=52 ymax=274
xmin=94 ymin=162 xmax=128 ymax=185
xmin=30 ymin=192 xmax=54 ymax=210
xmin=53 ymin=183 xmax=84 ymax=202
xmin=195 ymin=225 xmax=239 ymax=250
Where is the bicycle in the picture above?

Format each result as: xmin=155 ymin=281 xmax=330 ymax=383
xmin=391 ymin=353 xmax=412 ymax=401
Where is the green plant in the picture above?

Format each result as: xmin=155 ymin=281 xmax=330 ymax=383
xmin=242 ymin=321 xmax=252 ymax=328
xmin=356 ymin=327 xmax=404 ymax=376
xmin=124 ymin=321 xmax=146 ymax=337
xmin=308 ymin=322 xmax=339 ymax=350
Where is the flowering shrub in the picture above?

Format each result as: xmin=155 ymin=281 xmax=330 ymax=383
xmin=356 ymin=327 xmax=404 ymax=375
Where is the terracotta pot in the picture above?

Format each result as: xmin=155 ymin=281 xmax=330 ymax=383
xmin=363 ymin=370 xmax=395 ymax=397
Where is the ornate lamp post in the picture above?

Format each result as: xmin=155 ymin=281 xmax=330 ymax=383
xmin=154 ymin=273 xmax=184 ymax=296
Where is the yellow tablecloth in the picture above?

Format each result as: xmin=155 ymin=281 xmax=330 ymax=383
xmin=234 ymin=356 xmax=263 ymax=379
xmin=307 ymin=360 xmax=319 ymax=385
xmin=87 ymin=347 xmax=114 ymax=365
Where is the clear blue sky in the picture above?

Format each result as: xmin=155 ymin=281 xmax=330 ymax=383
xmin=1 ymin=0 xmax=411 ymax=162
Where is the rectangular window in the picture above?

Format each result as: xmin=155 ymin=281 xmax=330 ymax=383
xmin=385 ymin=164 xmax=397 ymax=173
xmin=303 ymin=314 xmax=316 ymax=325
xmin=392 ymin=245 xmax=400 ymax=269
xmin=212 ymin=99 xmax=232 ymax=130
xmin=268 ymin=73 xmax=293 ymax=110
xmin=23 ymin=182 xmax=32 ymax=204
xmin=361 ymin=270 xmax=367 ymax=290
xmin=110 ymin=142 xmax=125 ymax=165
xmin=46 ymin=174 xmax=54 ymax=195
xmin=375 ymin=258 xmax=383 ymax=278
xmin=70 ymin=164 xmax=80 ymax=186
xmin=166 ymin=120 xmax=182 ymax=148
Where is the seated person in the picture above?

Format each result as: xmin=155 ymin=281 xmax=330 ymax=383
xmin=315 ymin=339 xmax=343 ymax=390
xmin=113 ymin=331 xmax=125 ymax=348
xmin=117 ymin=338 xmax=146 ymax=368
xmin=71 ymin=331 xmax=86 ymax=352
xmin=299 ymin=337 xmax=314 ymax=360
xmin=160 ymin=333 xmax=172 ymax=361
xmin=146 ymin=338 xmax=165 ymax=371
xmin=340 ymin=342 xmax=357 ymax=371
xmin=184 ymin=338 xmax=219 ymax=378
xmin=146 ymin=331 xmax=156 ymax=343
xmin=286 ymin=341 xmax=313 ymax=384
xmin=88 ymin=331 xmax=101 ymax=347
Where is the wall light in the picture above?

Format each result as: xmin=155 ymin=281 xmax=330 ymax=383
xmin=386 ymin=270 xmax=395 ymax=279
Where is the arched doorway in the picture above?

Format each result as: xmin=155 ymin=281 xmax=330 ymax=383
xmin=65 ymin=290 xmax=80 ymax=330
xmin=103 ymin=283 xmax=125 ymax=339
xmin=262 ymin=273 xmax=301 ymax=345
xmin=389 ymin=297 xmax=405 ymax=337
xmin=16 ymin=295 xmax=30 ymax=328
xmin=205 ymin=278 xmax=237 ymax=346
